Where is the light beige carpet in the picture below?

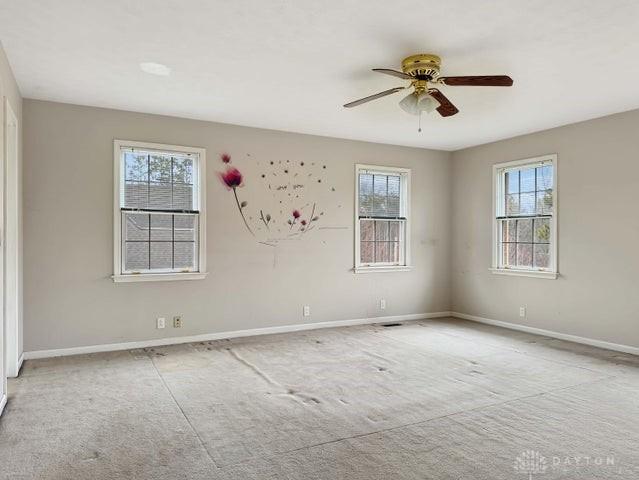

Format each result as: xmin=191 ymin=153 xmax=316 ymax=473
xmin=1 ymin=317 xmax=638 ymax=479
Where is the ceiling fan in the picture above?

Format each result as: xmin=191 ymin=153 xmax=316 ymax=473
xmin=343 ymin=54 xmax=513 ymax=127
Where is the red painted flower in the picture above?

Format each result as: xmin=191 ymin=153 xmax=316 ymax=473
xmin=301 ymin=220 xmax=307 ymax=226
xmin=220 ymin=167 xmax=243 ymax=189
xmin=292 ymin=210 xmax=301 ymax=219
xmin=221 ymin=153 xmax=231 ymax=163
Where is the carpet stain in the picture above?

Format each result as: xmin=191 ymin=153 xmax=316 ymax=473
xmin=82 ymin=451 xmax=100 ymax=462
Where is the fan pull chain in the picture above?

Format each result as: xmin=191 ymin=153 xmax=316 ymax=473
xmin=418 ymin=111 xmax=422 ymax=133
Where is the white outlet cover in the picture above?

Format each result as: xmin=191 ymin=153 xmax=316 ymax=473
xmin=303 ymin=306 xmax=310 ymax=316
xmin=519 ymin=307 xmax=526 ymax=317
xmin=380 ymin=299 xmax=386 ymax=309
xmin=157 ymin=317 xmax=165 ymax=329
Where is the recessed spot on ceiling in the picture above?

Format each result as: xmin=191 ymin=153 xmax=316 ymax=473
xmin=139 ymin=62 xmax=171 ymax=76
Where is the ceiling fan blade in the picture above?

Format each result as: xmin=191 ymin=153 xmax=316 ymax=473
xmin=428 ymin=89 xmax=459 ymax=117
xmin=439 ymin=75 xmax=513 ymax=87
xmin=343 ymin=87 xmax=406 ymax=108
xmin=372 ymin=68 xmax=413 ymax=80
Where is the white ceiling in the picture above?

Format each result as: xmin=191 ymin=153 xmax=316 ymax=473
xmin=2 ymin=0 xmax=639 ymax=150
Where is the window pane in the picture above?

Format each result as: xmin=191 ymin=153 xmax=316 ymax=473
xmin=124 ymin=213 xmax=149 ymax=241
xmin=148 ymin=183 xmax=172 ymax=210
xmin=389 ymin=242 xmax=400 ymax=263
xmin=359 ymin=172 xmax=403 ymax=218
xmin=502 ymin=242 xmax=517 ymax=267
xmin=360 ymin=220 xmax=374 ymax=241
xmin=173 ymin=157 xmax=193 ymax=184
xmin=149 ymin=154 xmax=172 ymax=183
xmin=502 ymin=219 xmax=517 ymax=242
xmin=150 ymin=242 xmax=172 ymax=269
xmin=537 ymin=189 xmax=553 ymax=214
xmin=358 ymin=174 xmax=374 ymax=216
xmin=360 ymin=241 xmax=374 ymax=263
xmin=121 ymin=151 xmax=198 ymax=212
xmin=174 ymin=215 xmax=197 ymax=241
xmin=534 ymin=244 xmax=550 ymax=269
xmin=173 ymin=183 xmax=194 ymax=210
xmin=387 ymin=175 xmax=401 ymax=217
xmin=375 ymin=220 xmax=389 ymax=241
xmin=506 ymin=171 xmax=519 ymax=194
xmin=517 ymin=218 xmax=533 ymax=243
xmin=534 ymin=218 xmax=551 ymax=243
xmin=373 ymin=175 xmax=388 ymax=216
xmin=124 ymin=181 xmax=149 ymax=209
xmin=375 ymin=242 xmax=390 ymax=263
xmin=517 ymin=243 xmax=533 ymax=268
xmin=389 ymin=221 xmax=401 ymax=241
xmin=505 ymin=194 xmax=520 ymax=216
xmin=520 ymin=192 xmax=535 ymax=215
xmin=174 ymin=242 xmax=197 ymax=270
xmin=520 ymin=167 xmax=535 ymax=192
xmin=150 ymin=214 xmax=172 ymax=241
xmin=124 ymin=152 xmax=148 ymax=182
xmin=536 ymin=165 xmax=553 ymax=190
xmin=125 ymin=242 xmax=149 ymax=271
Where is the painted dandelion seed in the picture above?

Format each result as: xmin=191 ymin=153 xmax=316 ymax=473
xmin=220 ymin=153 xmax=333 ymax=244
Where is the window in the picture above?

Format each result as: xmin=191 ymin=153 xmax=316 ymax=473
xmin=492 ymin=154 xmax=557 ymax=279
xmin=113 ymin=140 xmax=207 ymax=282
xmin=355 ymin=164 xmax=411 ymax=273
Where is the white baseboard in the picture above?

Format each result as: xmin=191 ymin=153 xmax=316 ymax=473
xmin=24 ymin=312 xmax=452 ymax=360
xmin=451 ymin=311 xmax=639 ymax=356
xmin=0 ymin=394 xmax=6 ymax=417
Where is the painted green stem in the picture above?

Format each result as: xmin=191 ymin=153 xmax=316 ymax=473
xmin=233 ymin=188 xmax=254 ymax=236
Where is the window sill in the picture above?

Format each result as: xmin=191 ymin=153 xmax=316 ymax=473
xmin=112 ymin=272 xmax=208 ymax=283
xmin=489 ymin=268 xmax=558 ymax=280
xmin=354 ymin=265 xmax=413 ymax=274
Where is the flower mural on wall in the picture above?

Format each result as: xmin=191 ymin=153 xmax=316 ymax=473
xmin=218 ymin=159 xmax=254 ymax=236
xmin=217 ymin=152 xmax=337 ymax=245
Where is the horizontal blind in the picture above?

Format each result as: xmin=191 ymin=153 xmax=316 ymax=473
xmin=122 ymin=148 xmax=197 ymax=212
xmin=498 ymin=163 xmax=553 ymax=219
xmin=122 ymin=211 xmax=199 ymax=272
xmin=358 ymin=173 xmax=404 ymax=219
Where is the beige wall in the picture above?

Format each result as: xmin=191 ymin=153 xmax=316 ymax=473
xmin=0 ymin=42 xmax=23 ymax=369
xmin=23 ymin=100 xmax=452 ymax=351
xmin=451 ymin=109 xmax=639 ymax=348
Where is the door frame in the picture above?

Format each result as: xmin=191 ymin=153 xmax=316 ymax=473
xmin=4 ymin=99 xmax=20 ymax=377
xmin=0 ymin=83 xmax=6 ymax=415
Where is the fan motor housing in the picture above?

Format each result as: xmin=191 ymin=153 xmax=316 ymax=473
xmin=402 ymin=54 xmax=441 ymax=80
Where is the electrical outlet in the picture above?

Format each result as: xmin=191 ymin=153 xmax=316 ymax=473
xmin=173 ymin=316 xmax=182 ymax=328
xmin=380 ymin=299 xmax=386 ymax=310
xmin=519 ymin=306 xmax=526 ymax=318
xmin=156 ymin=317 xmax=165 ymax=329
xmin=303 ymin=306 xmax=311 ymax=317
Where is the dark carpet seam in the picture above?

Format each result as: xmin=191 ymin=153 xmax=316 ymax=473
xmin=149 ymin=358 xmax=222 ymax=470
xmin=222 ymin=375 xmax=612 ymax=468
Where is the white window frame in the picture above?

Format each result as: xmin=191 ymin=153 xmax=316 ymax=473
xmin=354 ymin=164 xmax=412 ymax=273
xmin=112 ymin=140 xmax=207 ymax=283
xmin=491 ymin=154 xmax=558 ymax=279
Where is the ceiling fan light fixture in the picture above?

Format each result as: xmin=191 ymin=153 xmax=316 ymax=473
xmin=399 ymin=92 xmax=419 ymax=115
xmin=417 ymin=93 xmax=439 ymax=114
xmin=399 ymin=92 xmax=438 ymax=116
